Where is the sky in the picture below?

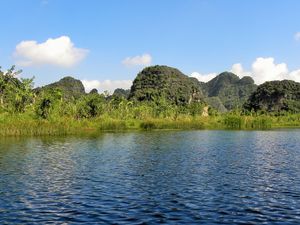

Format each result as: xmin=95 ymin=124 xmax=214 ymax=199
xmin=0 ymin=0 xmax=300 ymax=93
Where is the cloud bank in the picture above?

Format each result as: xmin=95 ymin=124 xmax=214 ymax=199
xmin=122 ymin=54 xmax=152 ymax=67
xmin=82 ymin=79 xmax=132 ymax=93
xmin=191 ymin=57 xmax=300 ymax=84
xmin=14 ymin=36 xmax=88 ymax=67
xmin=190 ymin=72 xmax=218 ymax=83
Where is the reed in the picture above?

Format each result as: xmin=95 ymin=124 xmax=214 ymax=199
xmin=223 ymin=115 xmax=272 ymax=130
xmin=0 ymin=113 xmax=300 ymax=136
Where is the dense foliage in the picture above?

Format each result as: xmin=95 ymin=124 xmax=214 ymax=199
xmin=113 ymin=88 xmax=130 ymax=99
xmin=129 ymin=68 xmax=257 ymax=111
xmin=129 ymin=65 xmax=204 ymax=105
xmin=0 ymin=66 xmax=34 ymax=113
xmin=244 ymin=80 xmax=300 ymax=113
xmin=0 ymin=65 xmax=299 ymax=136
xmin=205 ymin=96 xmax=227 ymax=113
xmin=0 ymin=66 xmax=206 ymax=120
xmin=35 ymin=76 xmax=85 ymax=99
xmin=202 ymin=72 xmax=257 ymax=110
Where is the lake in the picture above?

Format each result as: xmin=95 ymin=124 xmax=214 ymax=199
xmin=1 ymin=130 xmax=300 ymax=224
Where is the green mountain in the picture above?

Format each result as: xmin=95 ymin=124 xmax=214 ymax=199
xmin=113 ymin=88 xmax=130 ymax=99
xmin=128 ymin=67 xmax=257 ymax=110
xmin=89 ymin=88 xmax=98 ymax=94
xmin=129 ymin=65 xmax=204 ymax=105
xmin=203 ymin=72 xmax=257 ymax=110
xmin=36 ymin=76 xmax=85 ymax=99
xmin=31 ymin=67 xmax=299 ymax=115
xmin=244 ymin=80 xmax=300 ymax=113
xmin=204 ymin=96 xmax=227 ymax=113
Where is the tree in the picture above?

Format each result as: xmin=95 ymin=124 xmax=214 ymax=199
xmin=0 ymin=66 xmax=35 ymax=113
xmin=76 ymin=93 xmax=105 ymax=118
xmin=12 ymin=77 xmax=35 ymax=113
xmin=0 ymin=66 xmax=22 ymax=107
xmin=35 ymin=88 xmax=62 ymax=119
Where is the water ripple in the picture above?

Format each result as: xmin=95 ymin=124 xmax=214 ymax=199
xmin=0 ymin=130 xmax=300 ymax=224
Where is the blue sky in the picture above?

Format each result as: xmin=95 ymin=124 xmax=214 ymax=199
xmin=0 ymin=0 xmax=300 ymax=92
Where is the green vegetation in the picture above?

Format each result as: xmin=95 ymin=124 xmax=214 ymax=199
xmin=129 ymin=65 xmax=204 ymax=105
xmin=112 ymin=88 xmax=130 ymax=99
xmin=35 ymin=76 xmax=85 ymax=99
xmin=0 ymin=65 xmax=299 ymax=136
xmin=244 ymin=80 xmax=300 ymax=113
xmin=129 ymin=67 xmax=257 ymax=111
xmin=202 ymin=72 xmax=257 ymax=111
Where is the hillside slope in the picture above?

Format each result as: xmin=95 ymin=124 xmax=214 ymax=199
xmin=244 ymin=80 xmax=300 ymax=113
xmin=129 ymin=65 xmax=205 ymax=105
xmin=36 ymin=76 xmax=85 ymax=99
xmin=203 ymin=72 xmax=257 ymax=110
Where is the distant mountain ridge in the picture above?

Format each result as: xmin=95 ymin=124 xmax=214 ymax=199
xmin=34 ymin=65 xmax=300 ymax=114
xmin=129 ymin=66 xmax=257 ymax=110
xmin=129 ymin=65 xmax=205 ymax=105
xmin=36 ymin=76 xmax=85 ymax=99
xmin=201 ymin=72 xmax=257 ymax=111
xmin=244 ymin=80 xmax=300 ymax=113
xmin=113 ymin=88 xmax=130 ymax=98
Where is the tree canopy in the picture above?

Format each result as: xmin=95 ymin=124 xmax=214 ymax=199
xmin=244 ymin=80 xmax=300 ymax=113
xmin=129 ymin=65 xmax=205 ymax=105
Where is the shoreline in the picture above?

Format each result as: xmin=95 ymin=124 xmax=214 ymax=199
xmin=1 ymin=115 xmax=300 ymax=137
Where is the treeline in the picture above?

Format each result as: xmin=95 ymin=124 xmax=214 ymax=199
xmin=0 ymin=66 xmax=300 ymax=136
xmin=0 ymin=67 xmax=206 ymax=119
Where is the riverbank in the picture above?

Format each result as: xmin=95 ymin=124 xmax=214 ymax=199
xmin=1 ymin=113 xmax=300 ymax=136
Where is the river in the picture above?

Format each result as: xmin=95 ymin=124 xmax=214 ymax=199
xmin=0 ymin=130 xmax=300 ymax=224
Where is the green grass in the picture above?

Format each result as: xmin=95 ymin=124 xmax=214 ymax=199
xmin=223 ymin=115 xmax=272 ymax=130
xmin=0 ymin=113 xmax=300 ymax=136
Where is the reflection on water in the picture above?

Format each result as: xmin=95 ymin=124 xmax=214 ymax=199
xmin=0 ymin=130 xmax=300 ymax=224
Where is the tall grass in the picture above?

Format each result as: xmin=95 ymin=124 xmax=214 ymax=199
xmin=223 ymin=115 xmax=272 ymax=130
xmin=140 ymin=118 xmax=206 ymax=130
xmin=0 ymin=113 xmax=299 ymax=136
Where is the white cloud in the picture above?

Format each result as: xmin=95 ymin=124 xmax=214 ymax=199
xmin=294 ymin=32 xmax=300 ymax=41
xmin=251 ymin=57 xmax=288 ymax=84
xmin=191 ymin=57 xmax=300 ymax=84
xmin=82 ymin=79 xmax=132 ymax=93
xmin=122 ymin=53 xmax=152 ymax=67
xmin=14 ymin=36 xmax=88 ymax=67
xmin=288 ymin=69 xmax=300 ymax=82
xmin=190 ymin=64 xmax=251 ymax=83
xmin=230 ymin=63 xmax=251 ymax=77
xmin=190 ymin=72 xmax=218 ymax=82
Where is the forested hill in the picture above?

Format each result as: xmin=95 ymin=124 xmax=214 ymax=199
xmin=202 ymin=72 xmax=257 ymax=111
xmin=1 ymin=65 xmax=300 ymax=136
xmin=129 ymin=66 xmax=257 ymax=110
xmin=32 ymin=65 xmax=299 ymax=114
xmin=244 ymin=80 xmax=300 ymax=113
xmin=129 ymin=65 xmax=205 ymax=105
xmin=35 ymin=76 xmax=85 ymax=99
xmin=127 ymin=66 xmax=299 ymax=113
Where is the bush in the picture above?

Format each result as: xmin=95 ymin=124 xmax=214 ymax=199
xmin=76 ymin=93 xmax=105 ymax=118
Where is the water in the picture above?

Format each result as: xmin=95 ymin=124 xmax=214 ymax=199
xmin=1 ymin=130 xmax=300 ymax=224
